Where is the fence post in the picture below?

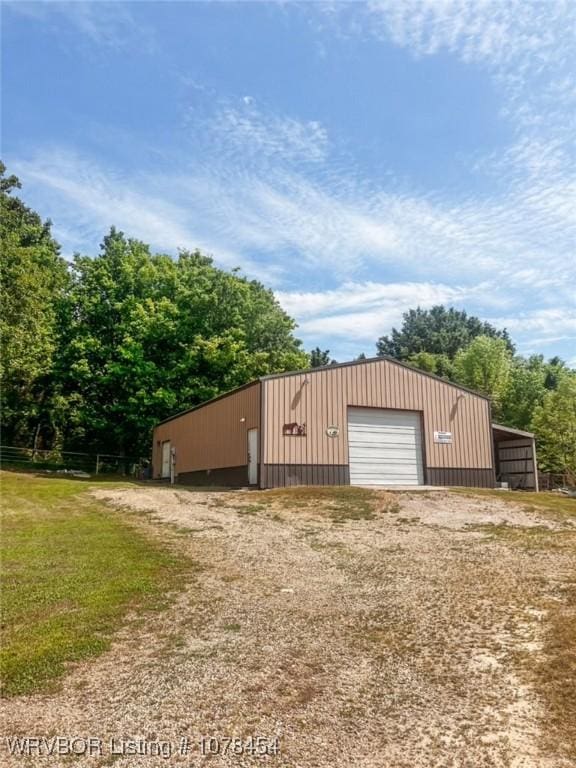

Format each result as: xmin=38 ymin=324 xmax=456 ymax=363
xmin=95 ymin=454 xmax=100 ymax=475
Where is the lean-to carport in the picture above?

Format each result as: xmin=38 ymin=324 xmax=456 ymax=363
xmin=492 ymin=423 xmax=538 ymax=491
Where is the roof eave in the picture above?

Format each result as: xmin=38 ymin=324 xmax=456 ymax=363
xmin=492 ymin=422 xmax=535 ymax=439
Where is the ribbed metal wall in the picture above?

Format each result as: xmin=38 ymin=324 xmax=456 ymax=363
xmin=152 ymin=383 xmax=260 ymax=478
xmin=260 ymin=464 xmax=350 ymax=488
xmin=427 ymin=468 xmax=495 ymax=487
xmin=261 ymin=359 xmax=493 ymax=471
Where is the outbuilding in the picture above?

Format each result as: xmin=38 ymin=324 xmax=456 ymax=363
xmin=152 ymin=356 xmax=538 ymax=490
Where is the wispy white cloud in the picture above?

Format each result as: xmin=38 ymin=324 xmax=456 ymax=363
xmin=363 ymin=0 xmax=568 ymax=67
xmin=276 ymin=280 xmax=472 ymax=320
xmin=492 ymin=308 xmax=576 ymax=336
xmin=276 ymin=284 xmax=576 ymax=361
xmin=12 ymin=149 xmax=283 ymax=283
xmin=7 ymin=2 xmax=575 ymax=363
xmin=276 ymin=280 xmax=479 ymax=346
xmin=312 ymin=1 xmax=576 ymax=171
xmin=301 ymin=0 xmax=576 ymax=360
xmin=4 ymin=1 xmax=155 ymax=52
xmin=363 ymin=0 xmax=576 ymax=121
xmin=12 ymin=121 xmax=574 ymax=347
xmin=168 ymin=160 xmax=574 ymax=290
xmin=204 ymin=102 xmax=329 ymax=164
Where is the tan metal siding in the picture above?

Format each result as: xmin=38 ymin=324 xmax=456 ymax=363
xmin=152 ymin=383 xmax=260 ymax=478
xmin=262 ymin=359 xmax=492 ymax=469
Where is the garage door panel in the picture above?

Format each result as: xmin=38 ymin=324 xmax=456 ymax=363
xmin=350 ymin=436 xmax=419 ymax=445
xmin=348 ymin=407 xmax=424 ymax=486
xmin=350 ymin=438 xmax=421 ymax=448
xmin=349 ymin=421 xmax=419 ymax=432
xmin=349 ymin=409 xmax=417 ymax=421
xmin=350 ymin=436 xmax=420 ymax=446
xmin=349 ymin=473 xmax=423 ymax=486
xmin=350 ymin=450 xmax=422 ymax=461
xmin=356 ymin=465 xmax=421 ymax=475
xmin=349 ymin=422 xmax=420 ymax=433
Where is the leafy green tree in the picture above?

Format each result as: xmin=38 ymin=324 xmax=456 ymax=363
xmin=544 ymin=356 xmax=568 ymax=390
xmin=59 ymin=229 xmax=307 ymax=456
xmin=500 ymin=355 xmax=547 ymax=430
xmin=531 ymin=373 xmax=576 ymax=482
xmin=377 ymin=305 xmax=513 ymax=361
xmin=407 ymin=351 xmax=455 ymax=379
xmin=309 ymin=347 xmax=336 ymax=367
xmin=500 ymin=355 xmax=570 ymax=431
xmin=0 ymin=162 xmax=69 ymax=447
xmin=453 ymin=335 xmax=513 ymax=418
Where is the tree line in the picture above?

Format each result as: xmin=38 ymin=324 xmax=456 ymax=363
xmin=1 ymin=163 xmax=574 ymax=480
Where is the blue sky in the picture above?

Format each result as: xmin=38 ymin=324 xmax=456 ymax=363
xmin=3 ymin=1 xmax=575 ymax=364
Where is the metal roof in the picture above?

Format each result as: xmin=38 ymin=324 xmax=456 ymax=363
xmin=492 ymin=422 xmax=535 ymax=439
xmin=155 ymin=354 xmax=491 ymax=427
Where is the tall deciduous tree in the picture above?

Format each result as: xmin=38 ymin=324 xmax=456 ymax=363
xmin=406 ymin=351 xmax=455 ymax=379
xmin=0 ymin=163 xmax=69 ymax=447
xmin=377 ymin=306 xmax=513 ymax=361
xmin=500 ymin=355 xmax=548 ymax=431
xmin=59 ymin=229 xmax=308 ymax=456
xmin=453 ymin=335 xmax=512 ymax=418
xmin=531 ymin=374 xmax=576 ymax=482
xmin=310 ymin=347 xmax=336 ymax=367
xmin=544 ymin=356 xmax=568 ymax=390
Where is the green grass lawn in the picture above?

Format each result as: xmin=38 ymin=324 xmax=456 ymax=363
xmin=0 ymin=471 xmax=190 ymax=697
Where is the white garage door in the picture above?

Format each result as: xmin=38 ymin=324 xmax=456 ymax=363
xmin=348 ymin=408 xmax=424 ymax=486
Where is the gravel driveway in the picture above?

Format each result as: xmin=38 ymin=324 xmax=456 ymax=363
xmin=2 ymin=486 xmax=575 ymax=768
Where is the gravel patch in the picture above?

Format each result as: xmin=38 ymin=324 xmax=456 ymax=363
xmin=398 ymin=491 xmax=564 ymax=530
xmin=1 ymin=486 xmax=574 ymax=768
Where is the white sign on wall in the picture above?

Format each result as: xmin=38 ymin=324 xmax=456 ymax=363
xmin=434 ymin=430 xmax=453 ymax=444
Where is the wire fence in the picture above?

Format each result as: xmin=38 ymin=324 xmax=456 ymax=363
xmin=0 ymin=445 xmax=148 ymax=478
xmin=2 ymin=445 xmax=572 ymax=489
xmin=538 ymin=472 xmax=573 ymax=491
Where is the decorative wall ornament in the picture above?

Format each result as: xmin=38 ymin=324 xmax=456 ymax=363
xmin=326 ymin=426 xmax=340 ymax=438
xmin=283 ymin=422 xmax=307 ymax=436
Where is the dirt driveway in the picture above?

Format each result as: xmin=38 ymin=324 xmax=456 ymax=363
xmin=3 ymin=486 xmax=575 ymax=768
